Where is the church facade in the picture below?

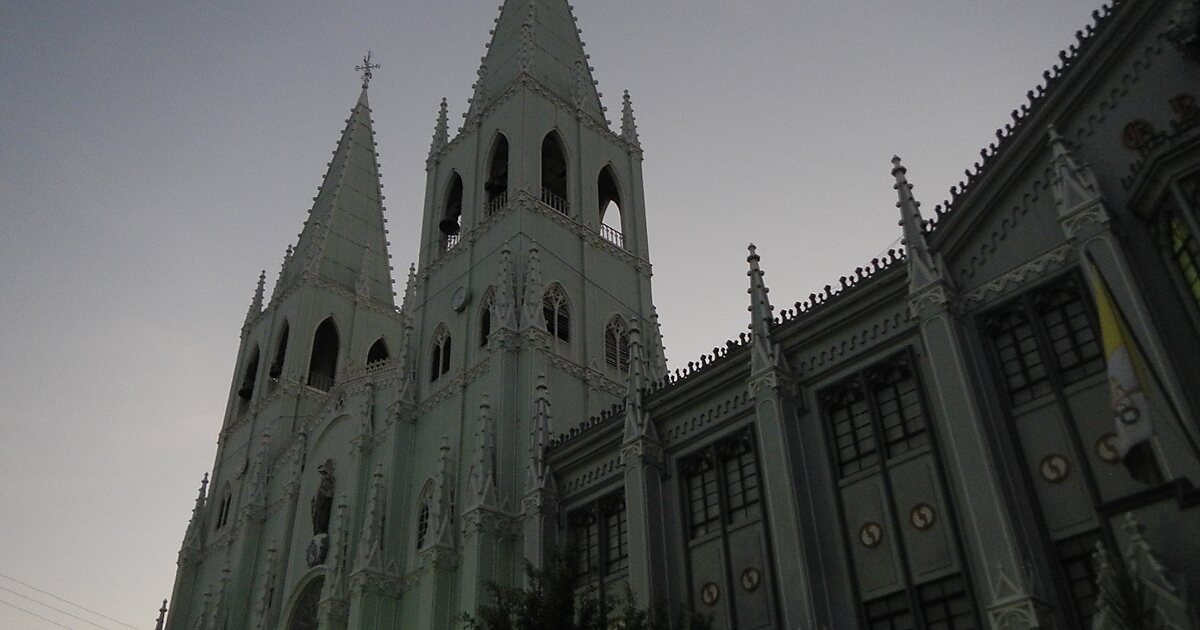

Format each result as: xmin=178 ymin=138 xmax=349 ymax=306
xmin=164 ymin=1 xmax=1200 ymax=628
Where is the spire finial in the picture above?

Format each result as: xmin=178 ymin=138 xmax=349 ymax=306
xmin=155 ymin=600 xmax=167 ymax=630
xmin=621 ymin=90 xmax=640 ymax=146
xmin=1046 ymin=125 xmax=1101 ymax=214
xmin=430 ymin=98 xmax=449 ymax=158
xmin=355 ymin=51 xmax=380 ymax=89
xmin=244 ymin=271 xmax=266 ymax=329
xmin=746 ymin=244 xmax=787 ymax=374
xmin=528 ymin=374 xmax=554 ymax=491
xmin=893 ymin=156 xmax=940 ymax=290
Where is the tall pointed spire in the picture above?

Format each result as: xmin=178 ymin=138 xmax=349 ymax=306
xmin=155 ymin=599 xmax=168 ymax=630
xmin=621 ymin=90 xmax=640 ymax=147
xmin=181 ymin=473 xmax=209 ymax=557
xmin=466 ymin=0 xmax=605 ymax=122
xmin=746 ymin=244 xmax=785 ymax=373
xmin=429 ymin=98 xmax=449 ymax=159
xmin=432 ymin=436 xmax=457 ymax=546
xmin=892 ymin=156 xmax=938 ymax=289
xmin=623 ymin=318 xmax=656 ymax=442
xmin=527 ymin=375 xmax=555 ymax=491
xmin=275 ymin=74 xmax=395 ymax=307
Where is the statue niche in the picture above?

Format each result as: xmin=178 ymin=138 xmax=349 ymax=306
xmin=305 ymin=459 xmax=335 ymax=567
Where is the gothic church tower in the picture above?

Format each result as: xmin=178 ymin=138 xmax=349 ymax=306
xmin=165 ymin=1 xmax=664 ymax=627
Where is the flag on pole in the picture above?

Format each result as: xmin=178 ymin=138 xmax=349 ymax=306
xmin=1089 ymin=264 xmax=1160 ymax=484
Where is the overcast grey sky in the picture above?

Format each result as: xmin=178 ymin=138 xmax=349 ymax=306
xmin=0 ymin=1 xmax=1107 ymax=627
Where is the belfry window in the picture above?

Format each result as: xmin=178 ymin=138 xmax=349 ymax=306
xmin=439 ymin=172 xmax=464 ymax=252
xmin=542 ymin=285 xmax=570 ymax=342
xmin=269 ymin=321 xmax=289 ymax=381
xmin=306 ymin=318 xmax=339 ymax=392
xmin=540 ymin=132 xmax=569 ymax=214
xmin=604 ymin=316 xmax=630 ymax=371
xmin=484 ymin=134 xmax=509 ymax=215
xmin=597 ymin=165 xmax=624 ymax=248
xmin=367 ymin=337 xmax=389 ymax=365
xmin=214 ymin=483 xmax=233 ymax=531
xmin=479 ymin=289 xmax=495 ymax=347
xmin=238 ymin=346 xmax=260 ymax=402
xmin=429 ymin=326 xmax=452 ymax=382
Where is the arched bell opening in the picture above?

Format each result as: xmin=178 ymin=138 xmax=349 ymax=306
xmin=598 ymin=165 xmax=625 ymax=249
xmin=306 ymin=318 xmax=339 ymax=392
xmin=484 ymin=133 xmax=510 ymax=216
xmin=540 ymin=131 xmax=569 ymax=214
xmin=439 ymin=172 xmax=464 ymax=252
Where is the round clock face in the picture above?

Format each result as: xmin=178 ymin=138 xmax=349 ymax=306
xmin=451 ymin=286 xmax=470 ymax=312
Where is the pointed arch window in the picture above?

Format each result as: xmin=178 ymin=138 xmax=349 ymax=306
xmin=605 ymin=316 xmax=630 ymax=372
xmin=269 ymin=321 xmax=289 ymax=381
xmin=238 ymin=346 xmax=260 ymax=402
xmin=307 ymin=318 xmax=339 ymax=392
xmin=429 ymin=326 xmax=452 ymax=382
xmin=485 ymin=134 xmax=509 ymax=216
xmin=479 ymin=288 xmax=496 ymax=347
xmin=415 ymin=482 xmax=433 ymax=550
xmin=367 ymin=337 xmax=389 ymax=365
xmin=214 ymin=483 xmax=233 ymax=531
xmin=542 ymin=285 xmax=571 ymax=342
xmin=540 ymin=132 xmax=569 ymax=214
xmin=440 ymin=172 xmax=464 ymax=252
xmin=598 ymin=165 xmax=625 ymax=248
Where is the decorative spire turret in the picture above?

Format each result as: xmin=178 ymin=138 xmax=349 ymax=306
xmin=180 ymin=473 xmax=209 ymax=556
xmin=527 ymin=375 xmax=555 ymax=491
xmin=270 ymin=246 xmax=292 ymax=303
xmin=746 ymin=244 xmax=785 ymax=373
xmin=354 ymin=464 xmax=386 ymax=572
xmin=470 ymin=394 xmax=501 ymax=509
xmin=520 ymin=247 xmax=546 ymax=330
xmin=432 ymin=436 xmax=457 ymax=546
xmin=621 ymin=90 xmax=640 ymax=147
xmin=401 ymin=263 xmax=418 ymax=314
xmin=429 ymin=98 xmax=449 ymax=159
xmin=892 ymin=156 xmax=939 ymax=290
xmin=243 ymin=270 xmax=266 ymax=330
xmin=155 ymin=599 xmax=167 ymax=630
xmin=622 ymin=318 xmax=656 ymax=442
xmin=1047 ymin=125 xmax=1102 ymax=213
xmin=493 ymin=245 xmax=518 ymax=331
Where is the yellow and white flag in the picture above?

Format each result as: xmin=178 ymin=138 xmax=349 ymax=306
xmin=1089 ymin=265 xmax=1154 ymax=459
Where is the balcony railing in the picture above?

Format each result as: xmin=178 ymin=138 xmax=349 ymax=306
xmin=599 ymin=223 xmax=624 ymax=249
xmin=484 ymin=191 xmax=508 ymax=217
xmin=306 ymin=372 xmax=334 ymax=392
xmin=540 ymin=188 xmax=570 ymax=215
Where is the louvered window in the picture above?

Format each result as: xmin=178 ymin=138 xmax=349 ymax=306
xmin=605 ymin=317 xmax=630 ymax=371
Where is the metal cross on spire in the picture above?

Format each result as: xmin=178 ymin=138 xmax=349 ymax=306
xmin=355 ymin=51 xmax=380 ymax=89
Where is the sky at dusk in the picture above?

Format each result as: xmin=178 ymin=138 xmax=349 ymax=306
xmin=0 ymin=1 xmax=1107 ymax=627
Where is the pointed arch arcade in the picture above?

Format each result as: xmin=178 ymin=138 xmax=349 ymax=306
xmin=238 ymin=345 xmax=261 ymax=402
xmin=269 ymin=319 xmax=290 ymax=381
xmin=485 ymin=133 xmax=510 ymax=215
xmin=597 ymin=165 xmax=625 ymax=249
xmin=307 ymin=317 xmax=339 ymax=392
xmin=367 ymin=337 xmax=390 ymax=365
xmin=440 ymin=171 xmax=464 ymax=251
xmin=540 ymin=131 xmax=569 ymax=214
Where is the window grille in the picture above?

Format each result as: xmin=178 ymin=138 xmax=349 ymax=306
xmin=869 ymin=360 xmax=929 ymax=458
xmin=1056 ymin=531 xmax=1103 ymax=627
xmin=1168 ymin=212 xmax=1200 ymax=307
xmin=415 ymin=500 xmax=430 ymax=549
xmin=825 ymin=384 xmax=879 ymax=477
xmin=682 ymin=453 xmax=721 ymax=538
xmin=543 ymin=285 xmax=571 ymax=342
xmin=1036 ymin=283 xmax=1104 ymax=385
xmin=601 ymin=496 xmax=628 ymax=575
xmin=864 ymin=591 xmax=914 ymax=630
xmin=918 ymin=574 xmax=975 ymax=630
xmin=719 ymin=434 xmax=761 ymax=525
xmin=605 ymin=317 xmax=630 ymax=371
xmin=985 ymin=308 xmax=1051 ymax=406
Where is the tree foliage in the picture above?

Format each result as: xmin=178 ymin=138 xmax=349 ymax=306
xmin=461 ymin=548 xmax=710 ymax=630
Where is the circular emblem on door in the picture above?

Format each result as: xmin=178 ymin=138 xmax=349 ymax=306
xmin=740 ymin=567 xmax=761 ymax=592
xmin=700 ymin=582 xmax=720 ymax=606
xmin=909 ymin=504 xmax=935 ymax=530
xmin=1039 ymin=454 xmax=1071 ymax=483
xmin=859 ymin=522 xmax=883 ymax=548
xmin=1096 ymin=433 xmax=1121 ymax=464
